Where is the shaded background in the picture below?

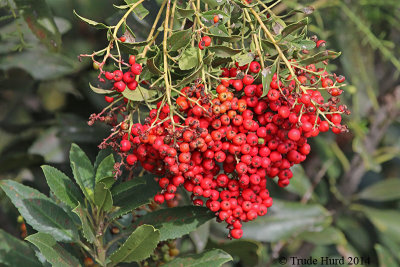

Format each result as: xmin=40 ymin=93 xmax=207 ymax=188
xmin=1 ymin=0 xmax=400 ymax=266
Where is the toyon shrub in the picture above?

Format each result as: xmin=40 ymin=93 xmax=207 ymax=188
xmin=1 ymin=0 xmax=350 ymax=266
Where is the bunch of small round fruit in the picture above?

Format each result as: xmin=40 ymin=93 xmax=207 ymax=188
xmin=105 ymin=56 xmax=348 ymax=239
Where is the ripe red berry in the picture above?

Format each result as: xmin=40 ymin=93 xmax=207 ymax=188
xmin=131 ymin=63 xmax=142 ymax=75
xmin=129 ymin=55 xmax=136 ymax=65
xmin=202 ymin=36 xmax=212 ymax=47
xmin=249 ymin=61 xmax=261 ymax=73
xmin=120 ymin=140 xmax=131 ymax=152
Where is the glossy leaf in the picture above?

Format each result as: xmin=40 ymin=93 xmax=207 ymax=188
xmin=109 ymin=225 xmax=160 ymax=264
xmin=111 ymin=176 xmax=149 ymax=204
xmin=89 ymin=83 xmax=113 ymax=94
xmin=179 ymin=47 xmax=199 ymax=70
xmin=132 ymin=206 xmax=214 ymax=241
xmin=124 ymin=0 xmax=149 ymax=20
xmin=110 ymin=176 xmax=159 ymax=219
xmin=41 ymin=165 xmax=83 ymax=209
xmin=206 ymin=239 xmax=264 ymax=267
xmin=240 ymin=200 xmax=331 ymax=242
xmin=167 ymin=29 xmax=192 ymax=51
xmin=208 ymin=45 xmax=242 ymax=58
xmin=281 ymin=18 xmax=309 ymax=37
xmin=163 ymin=249 xmax=232 ymax=267
xmin=261 ymin=61 xmax=277 ymax=97
xmin=0 ymin=229 xmax=42 ymax=267
xmin=72 ymin=203 xmax=96 ymax=243
xmin=297 ymin=51 xmax=341 ymax=65
xmin=73 ymin=10 xmax=108 ymax=29
xmin=70 ymin=143 xmax=95 ymax=202
xmin=0 ymin=180 xmax=79 ymax=242
xmin=176 ymin=7 xmax=195 ymax=19
xmin=95 ymin=154 xmax=115 ymax=185
xmin=94 ymin=182 xmax=113 ymax=212
xmin=26 ymin=233 xmax=81 ymax=267
xmin=352 ymin=205 xmax=400 ymax=242
xmin=121 ymin=86 xmax=157 ymax=101
xmin=14 ymin=0 xmax=61 ymax=51
xmin=356 ymin=179 xmax=400 ymax=202
xmin=297 ymin=226 xmax=347 ymax=245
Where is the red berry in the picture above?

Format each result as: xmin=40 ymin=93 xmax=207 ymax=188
xmin=202 ymin=36 xmax=212 ymax=47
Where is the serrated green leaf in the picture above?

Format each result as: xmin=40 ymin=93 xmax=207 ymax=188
xmin=179 ymin=47 xmax=199 ymax=70
xmin=0 ymin=229 xmax=42 ymax=267
xmin=15 ymin=0 xmax=61 ymax=51
xmin=233 ymin=53 xmax=254 ymax=66
xmin=281 ymin=18 xmax=309 ymax=37
xmin=0 ymin=180 xmax=79 ymax=242
xmin=94 ymin=182 xmax=113 ymax=212
xmin=208 ymin=45 xmax=241 ymax=58
xmin=72 ymin=203 xmax=96 ymax=243
xmin=132 ymin=206 xmax=214 ymax=241
xmin=73 ymin=10 xmax=108 ymax=29
xmin=297 ymin=226 xmax=347 ymax=245
xmin=375 ymin=244 xmax=399 ymax=267
xmin=89 ymin=83 xmax=114 ymax=94
xmin=26 ymin=233 xmax=81 ymax=267
xmin=95 ymin=154 xmax=115 ymax=185
xmin=70 ymin=143 xmax=95 ymax=202
xmin=94 ymin=148 xmax=113 ymax=171
xmin=167 ymin=29 xmax=192 ymax=51
xmin=163 ymin=249 xmax=232 ymax=267
xmin=110 ymin=225 xmax=160 ymax=264
xmin=122 ymin=86 xmax=157 ymax=101
xmin=124 ymin=0 xmax=149 ymax=20
xmin=356 ymin=179 xmax=400 ymax=202
xmin=41 ymin=165 xmax=83 ymax=209
xmin=239 ymin=200 xmax=331 ymax=242
xmin=111 ymin=176 xmax=148 ymax=204
xmin=206 ymin=239 xmax=263 ymax=267
xmin=297 ymin=51 xmax=341 ymax=65
xmin=209 ymin=24 xmax=230 ymax=37
xmin=110 ymin=176 xmax=159 ymax=219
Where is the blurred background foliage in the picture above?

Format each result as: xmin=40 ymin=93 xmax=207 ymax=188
xmin=1 ymin=0 xmax=400 ymax=266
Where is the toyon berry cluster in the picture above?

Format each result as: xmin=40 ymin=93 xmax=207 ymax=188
xmin=89 ymin=38 xmax=349 ymax=239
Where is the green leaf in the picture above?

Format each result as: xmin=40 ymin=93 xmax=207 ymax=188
xmin=110 ymin=176 xmax=159 ymax=219
xmin=240 ymin=200 xmax=331 ymax=242
xmin=297 ymin=51 xmax=341 ymax=65
xmin=297 ymin=226 xmax=347 ymax=245
xmin=110 ymin=225 xmax=160 ymax=264
xmin=14 ymin=0 xmax=61 ymax=51
xmin=132 ymin=206 xmax=214 ymax=241
xmin=356 ymin=179 xmax=400 ymax=202
xmin=176 ymin=7 xmax=195 ymax=19
xmin=209 ymin=24 xmax=230 ymax=37
xmin=233 ymin=53 xmax=254 ymax=67
xmin=179 ymin=47 xmax=199 ymax=70
xmin=94 ymin=148 xmax=112 ymax=171
xmin=72 ymin=203 xmax=96 ymax=243
xmin=121 ymin=86 xmax=157 ymax=101
xmin=0 ymin=229 xmax=42 ymax=267
xmin=73 ymin=10 xmax=108 ymax=29
xmin=89 ymin=83 xmax=114 ymax=94
xmin=261 ymin=61 xmax=277 ymax=97
xmin=291 ymin=39 xmax=316 ymax=50
xmin=0 ymin=180 xmax=79 ymax=242
xmin=26 ymin=233 xmax=81 ymax=267
xmin=352 ymin=204 xmax=400 ymax=242
xmin=41 ymin=165 xmax=83 ymax=209
xmin=94 ymin=183 xmax=113 ymax=212
xmin=375 ymin=244 xmax=399 ymax=267
xmin=207 ymin=34 xmax=242 ymax=43
xmin=111 ymin=176 xmax=148 ymax=204
xmin=124 ymin=0 xmax=149 ymax=20
xmin=176 ymin=63 xmax=204 ymax=87
xmin=208 ymin=45 xmax=242 ymax=58
xmin=189 ymin=221 xmax=210 ymax=253
xmin=167 ymin=29 xmax=192 ymax=51
xmin=69 ymin=143 xmax=95 ymax=202
xmin=95 ymin=154 xmax=115 ymax=185
xmin=206 ymin=239 xmax=263 ymax=267
xmin=281 ymin=18 xmax=309 ymax=37
xmin=146 ymin=56 xmax=164 ymax=75
xmin=163 ymin=249 xmax=232 ymax=267
xmin=281 ymin=165 xmax=312 ymax=197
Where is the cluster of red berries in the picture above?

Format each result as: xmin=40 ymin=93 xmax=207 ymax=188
xmin=112 ymin=58 xmax=348 ymax=239
xmin=102 ymin=55 xmax=142 ymax=103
